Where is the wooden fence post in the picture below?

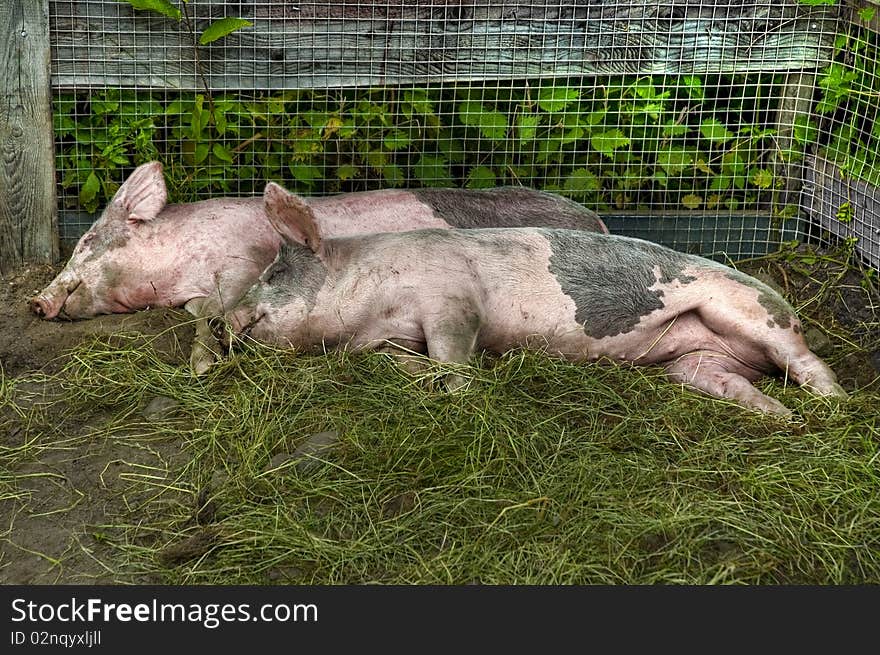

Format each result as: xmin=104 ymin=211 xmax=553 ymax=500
xmin=0 ymin=0 xmax=58 ymax=275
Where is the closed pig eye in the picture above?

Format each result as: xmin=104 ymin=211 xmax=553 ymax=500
xmin=74 ymin=233 xmax=95 ymax=254
xmin=262 ymin=262 xmax=289 ymax=284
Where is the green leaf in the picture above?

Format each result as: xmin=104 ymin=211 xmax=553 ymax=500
xmin=267 ymin=96 xmax=287 ymax=116
xmin=793 ymin=116 xmax=819 ymax=145
xmin=124 ymin=0 xmax=181 ymax=20
xmin=91 ymin=98 xmax=119 ymax=116
xmin=722 ymin=152 xmax=745 ymax=176
xmin=194 ymin=143 xmax=210 ymax=164
xmin=749 ymin=168 xmax=774 ymax=189
xmin=164 ymin=99 xmax=188 ymax=116
xmin=477 ymin=112 xmax=509 ymax=141
xmin=465 ymin=166 xmax=496 ymax=189
xmin=859 ymin=7 xmax=875 ymax=22
xmin=383 ymin=129 xmax=412 ymax=151
xmin=656 ymin=147 xmax=694 ymax=175
xmin=537 ymin=87 xmax=580 ymax=113
xmin=681 ymin=194 xmax=702 ymax=209
xmin=337 ymin=119 xmax=358 ymax=139
xmin=382 ymin=164 xmax=404 ymax=187
xmin=336 ymin=165 xmax=359 ymax=182
xmin=290 ymin=163 xmax=321 ymax=185
xmin=797 ymin=0 xmax=836 ymax=5
xmin=190 ymin=95 xmax=208 ymax=141
xmin=559 ymin=126 xmax=584 ymax=145
xmin=662 ymin=121 xmax=690 ymax=138
xmin=54 ymin=114 xmax=76 ymax=137
xmin=199 ymin=18 xmax=252 ymax=45
xmin=564 ymin=168 xmax=600 ymax=193
xmin=836 ymin=201 xmax=854 ymax=223
xmin=590 ymin=129 xmax=630 ymax=158
xmin=632 ymin=82 xmax=659 ymax=100
xmin=80 ymin=172 xmax=101 ymax=207
xmin=301 ymin=112 xmax=330 ymax=130
xmin=413 ymin=155 xmax=452 ymax=187
xmin=214 ymin=109 xmax=228 ymax=136
xmin=585 ymin=110 xmax=607 ymax=126
xmin=212 ymin=143 xmax=234 ymax=163
xmin=516 ymin=114 xmax=540 ymax=143
xmin=458 ymin=102 xmax=508 ymax=140
xmin=681 ymin=76 xmax=705 ymax=100
xmin=699 ymin=118 xmax=735 ymax=144
xmin=366 ymin=151 xmax=388 ymax=169
xmin=402 ymin=90 xmax=435 ymax=117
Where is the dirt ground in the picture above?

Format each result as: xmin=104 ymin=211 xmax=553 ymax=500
xmin=1 ymin=244 xmax=878 ymax=584
xmin=1 ymin=257 xmax=196 ymax=584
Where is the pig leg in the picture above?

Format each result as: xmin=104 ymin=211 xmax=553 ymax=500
xmin=185 ymin=298 xmax=222 ymax=375
xmin=664 ymin=355 xmax=793 ymax=416
xmin=765 ymin=346 xmax=847 ymax=399
xmin=691 ymin=302 xmax=847 ymax=400
xmin=421 ymin=309 xmax=482 ymax=392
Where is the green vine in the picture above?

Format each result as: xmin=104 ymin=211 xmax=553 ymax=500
xmin=54 ymin=75 xmax=802 ymax=215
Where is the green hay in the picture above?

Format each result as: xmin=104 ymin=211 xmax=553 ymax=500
xmin=2 ymin=247 xmax=879 ymax=585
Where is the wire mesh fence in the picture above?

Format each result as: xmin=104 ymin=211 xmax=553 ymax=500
xmin=47 ymin=0 xmax=880 ymax=267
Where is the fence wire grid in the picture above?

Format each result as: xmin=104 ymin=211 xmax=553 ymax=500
xmin=48 ymin=0 xmax=880 ymax=266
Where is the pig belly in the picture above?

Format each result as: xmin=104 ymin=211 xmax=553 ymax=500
xmin=589 ymin=311 xmax=771 ymax=378
xmin=476 ymin=281 xmax=771 ymax=380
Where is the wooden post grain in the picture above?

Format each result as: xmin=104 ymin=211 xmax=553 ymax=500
xmin=0 ymin=0 xmax=58 ymax=274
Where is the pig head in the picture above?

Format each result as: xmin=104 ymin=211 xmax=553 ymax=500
xmin=31 ymin=162 xmax=280 ymax=322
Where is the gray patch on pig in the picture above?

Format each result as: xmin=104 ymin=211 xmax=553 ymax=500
xmin=723 ymin=270 xmax=795 ymax=329
xmin=79 ymin=216 xmax=132 ymax=264
xmin=260 ymin=243 xmax=327 ymax=312
xmin=414 ymin=188 xmax=606 ymax=233
xmin=541 ymin=230 xmax=697 ymax=339
xmin=99 ymin=261 xmax=126 ymax=290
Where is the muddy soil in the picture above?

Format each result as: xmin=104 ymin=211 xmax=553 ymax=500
xmin=1 ymin=244 xmax=878 ymax=584
xmin=1 ymin=256 xmax=195 ymax=584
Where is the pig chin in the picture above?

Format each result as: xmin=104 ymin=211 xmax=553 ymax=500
xmin=56 ymin=296 xmax=99 ymax=320
xmin=60 ymin=288 xmax=125 ymax=319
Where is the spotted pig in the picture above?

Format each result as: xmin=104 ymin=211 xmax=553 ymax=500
xmin=226 ymin=182 xmax=847 ymax=415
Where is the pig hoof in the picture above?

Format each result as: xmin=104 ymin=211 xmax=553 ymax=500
xmin=190 ymin=345 xmax=217 ymax=376
xmin=443 ymin=373 xmax=470 ymax=393
xmin=821 ymin=382 xmax=848 ymax=398
xmin=757 ymin=397 xmax=794 ymax=417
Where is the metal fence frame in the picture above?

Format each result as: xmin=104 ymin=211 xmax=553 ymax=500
xmin=2 ymin=1 xmax=879 ymax=272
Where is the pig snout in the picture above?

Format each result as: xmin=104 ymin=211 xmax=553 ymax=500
xmin=30 ymin=295 xmax=59 ymax=319
xmin=30 ymin=276 xmax=82 ymax=320
xmin=225 ymin=304 xmax=262 ymax=336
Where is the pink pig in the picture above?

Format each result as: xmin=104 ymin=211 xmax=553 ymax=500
xmin=31 ymin=161 xmax=607 ymax=373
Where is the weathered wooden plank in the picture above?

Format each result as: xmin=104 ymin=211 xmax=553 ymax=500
xmin=803 ymin=155 xmax=880 ymax=269
xmin=1 ymin=0 xmax=58 ymax=272
xmin=774 ymin=70 xmax=818 ymax=206
xmin=49 ymin=0 xmax=838 ymax=91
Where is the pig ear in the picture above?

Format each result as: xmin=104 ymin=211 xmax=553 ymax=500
xmin=263 ymin=182 xmax=321 ymax=251
xmin=112 ymin=161 xmax=168 ymax=224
